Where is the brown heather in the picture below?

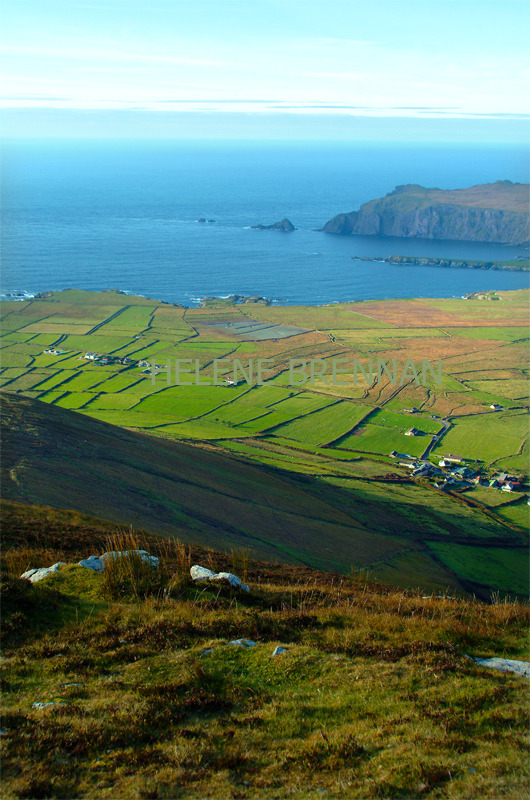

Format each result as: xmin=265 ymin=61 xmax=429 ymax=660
xmin=0 ymin=503 xmax=529 ymax=799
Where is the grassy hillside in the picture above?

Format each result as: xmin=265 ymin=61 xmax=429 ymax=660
xmin=2 ymin=392 xmax=528 ymax=600
xmin=1 ymin=504 xmax=529 ymax=800
xmin=1 ymin=288 xmax=529 ymax=598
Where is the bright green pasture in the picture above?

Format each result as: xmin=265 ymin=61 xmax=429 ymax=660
xmin=494 ymin=501 xmax=530 ymax=530
xmin=53 ymin=393 xmax=94 ymax=409
xmin=231 ymin=304 xmax=394 ymax=330
xmin=33 ymin=370 xmax=92 ymax=393
xmin=149 ymin=421 xmax=247 ymax=440
xmin=82 ymin=392 xmax=136 ymax=410
xmin=98 ymin=305 xmax=156 ymax=330
xmin=0 ymin=330 xmax=41 ymax=343
xmin=59 ymin=333 xmax=136 ymax=353
xmin=238 ymin=410 xmax=303 ymax=432
xmin=469 ymin=487 xmax=522 ymax=507
xmin=274 ymin=401 xmax=370 ymax=446
xmin=37 ymin=390 xmax=70 ymax=405
xmin=266 ymin=392 xmax=337 ymax=415
xmin=0 ymin=313 xmax=56 ymax=332
xmin=58 ymin=371 xmax=110 ymax=392
xmin=339 ymin=424 xmax=429 ymax=456
xmin=0 ymin=369 xmax=47 ymax=389
xmin=449 ymin=388 xmax=521 ymax=408
xmin=29 ymin=353 xmax=82 ymax=369
xmin=133 ymin=384 xmax=250 ymax=418
xmin=198 ymin=405 xmax=270 ymax=426
xmin=465 ymin=379 xmax=529 ymax=400
xmin=233 ymin=384 xmax=293 ymax=407
xmin=93 ymin=372 xmax=142 ymax=393
xmin=267 ymin=437 xmax=365 ymax=460
xmin=432 ymin=411 xmax=528 ymax=464
xmin=427 ymin=542 xmax=529 ymax=597
xmin=18 ymin=322 xmax=94 ymax=335
xmin=112 ymin=377 xmax=152 ymax=395
xmin=79 ymin=408 xmax=188 ymax=427
xmin=6 ymin=370 xmax=67 ymax=392
xmin=0 ymin=348 xmax=36 ymax=368
xmin=448 ymin=327 xmax=529 ymax=341
xmin=117 ymin=340 xmax=178 ymax=360
xmin=369 ymin=409 xmax=442 ymax=433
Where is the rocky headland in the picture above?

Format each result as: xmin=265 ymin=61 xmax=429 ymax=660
xmin=323 ymin=181 xmax=530 ymax=245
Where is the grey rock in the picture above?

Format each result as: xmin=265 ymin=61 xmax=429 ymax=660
xmin=78 ymin=555 xmax=104 ymax=572
xmin=211 ymin=571 xmax=249 ymax=591
xmin=32 ymin=702 xmax=67 ymax=710
xmin=229 ymin=639 xmax=258 ymax=648
xmin=190 ymin=565 xmax=249 ymax=590
xmin=468 ymin=656 xmax=530 ymax=678
xmin=79 ymin=551 xmax=159 ymax=572
xmin=190 ymin=565 xmax=216 ymax=581
xmin=100 ymin=550 xmax=159 ymax=569
xmin=272 ymin=646 xmax=287 ymax=656
xmin=21 ymin=563 xmax=67 ymax=583
xmin=252 ymin=218 xmax=296 ymax=232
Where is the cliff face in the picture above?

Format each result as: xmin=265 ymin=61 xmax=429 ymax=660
xmin=323 ymin=182 xmax=530 ymax=245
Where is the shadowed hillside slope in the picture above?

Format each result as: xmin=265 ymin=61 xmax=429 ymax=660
xmin=1 ymin=392 xmax=525 ymax=596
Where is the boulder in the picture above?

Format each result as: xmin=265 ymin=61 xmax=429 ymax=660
xmin=468 ymin=656 xmax=530 ymax=678
xmin=78 ymin=555 xmax=104 ymax=572
xmin=100 ymin=550 xmax=159 ymax=569
xmin=229 ymin=639 xmax=257 ymax=647
xmin=20 ymin=562 xmax=67 ymax=583
xmin=190 ymin=565 xmax=216 ymax=581
xmin=189 ymin=565 xmax=249 ymax=590
xmin=211 ymin=571 xmax=250 ymax=591
xmin=272 ymin=646 xmax=287 ymax=656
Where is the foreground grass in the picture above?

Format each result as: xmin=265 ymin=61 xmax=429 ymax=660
xmin=1 ymin=528 xmax=529 ymax=800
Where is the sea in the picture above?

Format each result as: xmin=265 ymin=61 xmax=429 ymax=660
xmin=1 ymin=139 xmax=528 ymax=306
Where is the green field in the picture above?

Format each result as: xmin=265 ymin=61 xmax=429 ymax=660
xmin=427 ymin=542 xmax=529 ymax=596
xmin=338 ymin=424 xmax=430 ymax=456
xmin=1 ymin=288 xmax=528 ymax=598
xmin=431 ymin=411 xmax=528 ymax=465
xmin=274 ymin=401 xmax=371 ymax=446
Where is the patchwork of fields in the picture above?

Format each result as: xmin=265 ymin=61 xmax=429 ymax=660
xmin=1 ymin=288 xmax=528 ymax=597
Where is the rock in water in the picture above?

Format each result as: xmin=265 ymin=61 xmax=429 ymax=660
xmin=252 ymin=218 xmax=296 ymax=231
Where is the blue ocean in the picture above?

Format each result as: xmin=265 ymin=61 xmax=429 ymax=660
xmin=1 ymin=140 xmax=528 ymax=305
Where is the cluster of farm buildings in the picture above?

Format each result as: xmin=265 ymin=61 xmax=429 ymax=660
xmin=390 ymin=451 xmax=523 ymax=494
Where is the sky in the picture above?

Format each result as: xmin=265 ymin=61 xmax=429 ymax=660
xmin=1 ymin=0 xmax=529 ymax=141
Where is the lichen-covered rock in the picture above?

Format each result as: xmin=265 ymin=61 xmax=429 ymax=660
xmin=211 ymin=571 xmax=249 ymax=591
xmin=190 ymin=565 xmax=216 ymax=581
xmin=20 ymin=562 xmax=67 ymax=583
xmin=79 ymin=551 xmax=159 ymax=572
xmin=229 ymin=639 xmax=257 ymax=647
xmin=78 ymin=555 xmax=105 ymax=572
xmin=100 ymin=550 xmax=159 ymax=569
xmin=469 ymin=656 xmax=530 ymax=678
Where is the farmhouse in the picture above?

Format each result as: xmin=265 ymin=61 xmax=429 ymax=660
xmin=84 ymin=352 xmax=98 ymax=360
xmin=489 ymin=403 xmax=503 ymax=410
xmin=444 ymin=454 xmax=463 ymax=463
xmin=404 ymin=428 xmax=420 ymax=436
